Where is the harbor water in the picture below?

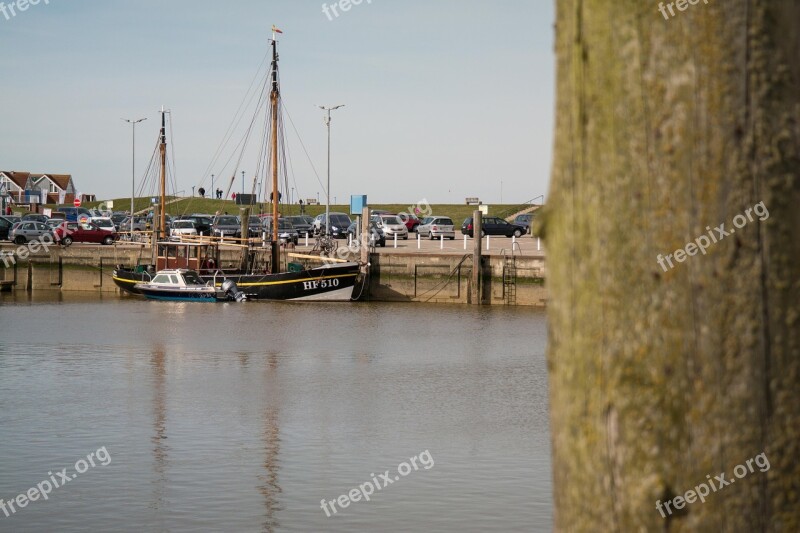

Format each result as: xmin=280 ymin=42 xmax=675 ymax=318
xmin=0 ymin=294 xmax=551 ymax=532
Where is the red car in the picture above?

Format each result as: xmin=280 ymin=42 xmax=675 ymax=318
xmin=54 ymin=221 xmax=118 ymax=246
xmin=401 ymin=213 xmax=421 ymax=232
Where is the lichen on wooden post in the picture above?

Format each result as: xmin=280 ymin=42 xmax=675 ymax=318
xmin=543 ymin=1 xmax=799 ymax=530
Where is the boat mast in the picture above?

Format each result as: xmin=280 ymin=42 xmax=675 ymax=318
xmin=269 ymin=29 xmax=280 ymax=273
xmin=159 ymin=106 xmax=167 ymax=237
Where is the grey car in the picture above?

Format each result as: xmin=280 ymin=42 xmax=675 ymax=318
xmin=120 ymin=216 xmax=147 ymax=232
xmin=212 ymin=215 xmax=241 ymax=238
xmin=9 ymin=221 xmax=53 ymax=244
xmin=286 ymin=215 xmax=313 ymax=238
xmin=263 ymin=218 xmax=299 ymax=245
xmin=417 ymin=216 xmax=456 ymax=240
xmin=513 ymin=213 xmax=535 ymax=234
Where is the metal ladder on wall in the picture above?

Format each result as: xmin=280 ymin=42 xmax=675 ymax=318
xmin=501 ymin=243 xmax=520 ymax=305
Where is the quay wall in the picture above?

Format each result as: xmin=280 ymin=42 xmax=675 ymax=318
xmin=367 ymin=252 xmax=546 ymax=306
xmin=0 ymin=245 xmax=547 ymax=306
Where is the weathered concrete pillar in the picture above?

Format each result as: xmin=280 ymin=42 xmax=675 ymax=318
xmin=470 ymin=210 xmax=482 ymax=304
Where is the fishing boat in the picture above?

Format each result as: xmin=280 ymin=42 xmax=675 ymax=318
xmin=134 ymin=269 xmax=246 ymax=302
xmin=113 ymin=27 xmax=363 ymax=300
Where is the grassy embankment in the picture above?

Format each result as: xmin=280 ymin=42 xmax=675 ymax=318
xmin=27 ymin=198 xmax=528 ymax=223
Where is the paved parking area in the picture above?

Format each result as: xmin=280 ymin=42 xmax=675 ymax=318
xmin=1 ymin=233 xmax=546 ymax=257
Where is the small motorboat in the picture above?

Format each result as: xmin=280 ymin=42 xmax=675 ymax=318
xmin=134 ymin=269 xmax=246 ymax=302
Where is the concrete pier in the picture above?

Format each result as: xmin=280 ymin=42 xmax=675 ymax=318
xmin=1 ymin=241 xmax=547 ymax=306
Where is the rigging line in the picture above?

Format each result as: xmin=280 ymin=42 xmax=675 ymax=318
xmin=198 ymin=50 xmax=271 ymax=186
xmin=281 ymin=99 xmax=326 ymax=194
xmin=224 ymin=80 xmax=271 ymax=200
xmin=213 ymin=72 xmax=270 ymax=195
xmin=280 ymin=101 xmax=303 ymax=206
xmin=136 ymin=138 xmax=161 ymax=200
xmin=278 ymin=105 xmax=291 ymax=212
xmin=167 ymin=112 xmax=179 ymax=198
xmin=283 ymin=123 xmax=300 ymax=206
xmin=255 ymin=87 xmax=273 ymax=202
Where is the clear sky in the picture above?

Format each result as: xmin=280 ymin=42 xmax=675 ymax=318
xmin=0 ymin=0 xmax=553 ymax=205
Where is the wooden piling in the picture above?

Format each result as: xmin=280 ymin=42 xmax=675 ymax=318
xmin=470 ymin=210 xmax=482 ymax=304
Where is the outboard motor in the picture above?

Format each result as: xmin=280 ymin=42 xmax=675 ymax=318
xmin=221 ymin=279 xmax=247 ymax=302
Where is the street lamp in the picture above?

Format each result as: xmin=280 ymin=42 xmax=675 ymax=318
xmin=241 ymin=170 xmax=245 ymax=198
xmin=318 ymin=104 xmax=344 ymax=235
xmin=122 ymin=117 xmax=147 ymax=225
xmin=211 ymin=174 xmax=215 ymax=200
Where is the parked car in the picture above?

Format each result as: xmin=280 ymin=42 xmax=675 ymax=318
xmin=9 ymin=221 xmax=53 ymax=244
xmin=54 ymin=206 xmax=93 ymax=222
xmin=402 ymin=213 xmax=422 ymax=232
xmin=120 ymin=216 xmax=147 ymax=232
xmin=461 ymin=216 xmax=526 ymax=238
xmin=110 ymin=212 xmax=127 ymax=230
xmin=21 ymin=213 xmax=49 ymax=223
xmin=247 ymin=216 xmax=263 ymax=238
xmin=177 ymin=215 xmax=213 ymax=236
xmin=513 ymin=213 xmax=535 ymax=234
xmin=89 ymin=217 xmax=116 ymax=232
xmin=312 ymin=212 xmax=352 ymax=238
xmin=54 ymin=221 xmax=118 ymax=246
xmin=169 ymin=220 xmax=198 ymax=240
xmin=212 ymin=215 xmax=241 ymax=238
xmin=45 ymin=219 xmax=63 ymax=230
xmin=0 ymin=216 xmax=12 ymax=241
xmin=3 ymin=215 xmax=21 ymax=227
xmin=371 ymin=214 xmax=409 ymax=240
xmin=286 ymin=215 xmax=313 ymax=238
xmin=263 ymin=218 xmax=299 ymax=245
xmin=417 ymin=216 xmax=456 ymax=240
xmin=346 ymin=220 xmax=386 ymax=247
xmin=145 ymin=213 xmax=174 ymax=230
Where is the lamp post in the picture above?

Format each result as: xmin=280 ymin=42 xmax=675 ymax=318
xmin=241 ymin=170 xmax=245 ymax=198
xmin=122 ymin=117 xmax=147 ymax=223
xmin=211 ymin=174 xmax=215 ymax=200
xmin=318 ymin=104 xmax=344 ymax=235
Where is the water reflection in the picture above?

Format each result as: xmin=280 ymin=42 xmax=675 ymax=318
xmin=151 ymin=344 xmax=169 ymax=512
xmin=260 ymin=351 xmax=283 ymax=532
xmin=0 ymin=299 xmax=550 ymax=531
xmin=259 ymin=407 xmax=282 ymax=532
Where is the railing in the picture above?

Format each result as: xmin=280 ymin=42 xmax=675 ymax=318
xmin=497 ymin=195 xmax=545 ymax=220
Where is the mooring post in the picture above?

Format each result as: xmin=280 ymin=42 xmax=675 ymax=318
xmin=360 ymin=206 xmax=369 ymax=274
xmin=471 ymin=210 xmax=482 ymax=305
xmin=239 ymin=206 xmax=250 ymax=270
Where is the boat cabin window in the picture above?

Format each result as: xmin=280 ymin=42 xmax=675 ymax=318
xmin=152 ymin=274 xmax=171 ymax=284
xmin=169 ymin=275 xmax=180 ymax=284
xmin=182 ymin=271 xmax=203 ymax=285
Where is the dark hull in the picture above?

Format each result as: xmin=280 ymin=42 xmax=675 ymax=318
xmin=138 ymin=287 xmax=223 ymax=302
xmin=113 ymin=269 xmax=151 ymax=295
xmin=113 ymin=263 xmax=360 ymax=301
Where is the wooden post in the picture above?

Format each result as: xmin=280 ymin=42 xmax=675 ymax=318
xmin=360 ymin=206 xmax=369 ymax=273
xmin=470 ymin=210 xmax=482 ymax=304
xmin=239 ymin=207 xmax=250 ymax=271
xmin=546 ymin=1 xmax=800 ymax=529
